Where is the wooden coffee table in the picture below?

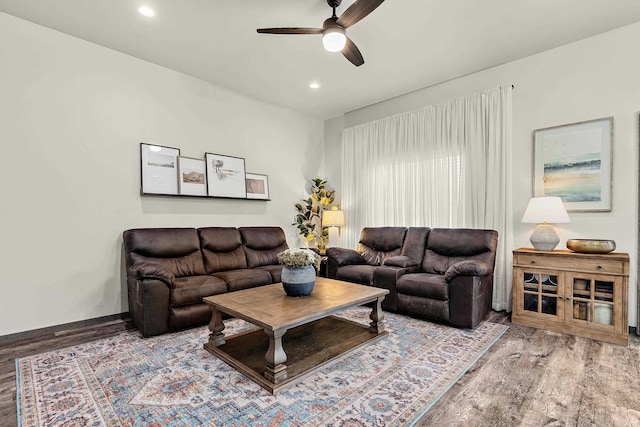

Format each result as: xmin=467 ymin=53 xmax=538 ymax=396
xmin=202 ymin=277 xmax=389 ymax=394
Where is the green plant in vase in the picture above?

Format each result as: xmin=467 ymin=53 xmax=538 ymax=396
xmin=293 ymin=178 xmax=336 ymax=252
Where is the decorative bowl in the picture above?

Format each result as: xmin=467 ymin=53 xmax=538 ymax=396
xmin=566 ymin=239 xmax=616 ymax=254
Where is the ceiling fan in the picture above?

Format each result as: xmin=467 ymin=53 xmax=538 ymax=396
xmin=257 ymin=0 xmax=385 ymax=67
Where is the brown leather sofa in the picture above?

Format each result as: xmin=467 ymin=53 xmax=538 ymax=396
xmin=123 ymin=226 xmax=287 ymax=337
xmin=326 ymin=227 xmax=498 ymax=328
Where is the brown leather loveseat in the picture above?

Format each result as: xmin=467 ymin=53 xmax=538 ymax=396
xmin=326 ymin=227 xmax=498 ymax=328
xmin=123 ymin=226 xmax=287 ymax=337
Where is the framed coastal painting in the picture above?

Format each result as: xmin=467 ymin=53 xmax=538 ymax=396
xmin=245 ymin=173 xmax=270 ymax=200
xmin=205 ymin=152 xmax=247 ymax=198
xmin=140 ymin=143 xmax=180 ymax=195
xmin=177 ymin=156 xmax=207 ymax=196
xmin=533 ymin=117 xmax=613 ymax=212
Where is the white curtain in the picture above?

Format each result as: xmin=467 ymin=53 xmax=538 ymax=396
xmin=341 ymin=86 xmax=513 ymax=311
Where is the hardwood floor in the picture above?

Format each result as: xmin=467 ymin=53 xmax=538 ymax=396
xmin=2 ymin=312 xmax=638 ymax=426
xmin=415 ymin=312 xmax=640 ymax=426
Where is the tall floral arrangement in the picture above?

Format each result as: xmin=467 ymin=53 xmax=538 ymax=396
xmin=293 ymin=178 xmax=336 ymax=251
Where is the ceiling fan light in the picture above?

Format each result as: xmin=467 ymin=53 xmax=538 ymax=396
xmin=322 ymin=27 xmax=346 ymax=52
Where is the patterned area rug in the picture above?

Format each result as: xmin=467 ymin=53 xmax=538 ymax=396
xmin=16 ymin=307 xmax=507 ymax=426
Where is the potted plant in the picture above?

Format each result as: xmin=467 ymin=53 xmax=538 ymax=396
xmin=277 ymin=248 xmax=322 ymax=296
xmin=293 ymin=178 xmax=336 ymax=252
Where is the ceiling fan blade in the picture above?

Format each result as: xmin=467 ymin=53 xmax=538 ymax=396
xmin=342 ymin=37 xmax=364 ymax=66
xmin=257 ymin=27 xmax=323 ymax=35
xmin=336 ymin=0 xmax=385 ymax=28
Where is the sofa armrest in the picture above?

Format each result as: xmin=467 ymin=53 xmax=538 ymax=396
xmin=444 ymin=260 xmax=492 ymax=283
xmin=326 ymin=247 xmax=366 ymax=267
xmin=383 ymin=255 xmax=420 ymax=268
xmin=448 ymin=274 xmax=493 ymax=328
xmin=130 ymin=262 xmax=175 ymax=286
xmin=127 ymin=277 xmax=170 ymax=337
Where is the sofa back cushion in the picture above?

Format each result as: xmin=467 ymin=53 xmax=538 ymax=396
xmin=422 ymin=228 xmax=498 ymax=274
xmin=239 ymin=227 xmax=288 ymax=268
xmin=402 ymin=227 xmax=431 ymax=261
xmin=357 ymin=227 xmax=407 ymax=265
xmin=124 ymin=228 xmax=205 ymax=278
xmin=198 ymin=227 xmax=247 ymax=273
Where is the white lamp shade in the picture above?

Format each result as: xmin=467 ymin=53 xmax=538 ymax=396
xmin=521 ymin=197 xmax=570 ymax=224
xmin=322 ymin=210 xmax=345 ymax=227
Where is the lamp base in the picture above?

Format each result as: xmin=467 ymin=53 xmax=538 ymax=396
xmin=529 ymin=223 xmax=560 ymax=251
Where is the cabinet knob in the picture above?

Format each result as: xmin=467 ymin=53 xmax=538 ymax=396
xmin=597 ymin=265 xmax=603 ymax=269
xmin=530 ymin=260 xmax=536 ymax=264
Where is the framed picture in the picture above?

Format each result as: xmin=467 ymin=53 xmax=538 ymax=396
xmin=140 ymin=143 xmax=180 ymax=195
xmin=205 ymin=153 xmax=247 ymax=198
xmin=533 ymin=117 xmax=613 ymax=212
xmin=246 ymin=173 xmax=270 ymax=200
xmin=177 ymin=156 xmax=207 ymax=196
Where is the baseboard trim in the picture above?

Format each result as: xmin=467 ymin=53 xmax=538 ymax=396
xmin=0 ymin=312 xmax=131 ymax=345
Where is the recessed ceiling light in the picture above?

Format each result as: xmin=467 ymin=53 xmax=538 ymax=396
xmin=138 ymin=6 xmax=156 ymax=17
xmin=309 ymin=82 xmax=321 ymax=89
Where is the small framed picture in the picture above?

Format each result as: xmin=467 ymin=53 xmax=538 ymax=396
xmin=533 ymin=117 xmax=613 ymax=212
xmin=205 ymin=153 xmax=247 ymax=198
xmin=140 ymin=143 xmax=180 ymax=195
xmin=246 ymin=173 xmax=270 ymax=200
xmin=177 ymin=156 xmax=207 ymax=196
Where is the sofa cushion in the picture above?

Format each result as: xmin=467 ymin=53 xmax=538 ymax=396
xmin=401 ymin=227 xmax=431 ymax=261
xmin=170 ymin=275 xmax=227 ymax=306
xmin=397 ymin=273 xmax=449 ymax=300
xmin=337 ymin=264 xmax=378 ymax=286
xmin=198 ymin=227 xmax=248 ymax=273
xmin=213 ymin=269 xmax=272 ymax=292
xmin=257 ymin=264 xmax=285 ymax=283
xmin=124 ymin=228 xmax=205 ymax=277
xmin=240 ymin=227 xmax=288 ymax=268
xmin=397 ymin=294 xmax=449 ymax=323
xmin=169 ymin=303 xmax=212 ymax=331
xmin=357 ymin=227 xmax=407 ymax=265
xmin=422 ymin=228 xmax=498 ymax=274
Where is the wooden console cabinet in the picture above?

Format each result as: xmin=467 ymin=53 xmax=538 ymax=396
xmin=512 ymin=248 xmax=629 ymax=345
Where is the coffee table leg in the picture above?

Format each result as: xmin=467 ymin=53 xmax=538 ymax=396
xmin=264 ymin=329 xmax=288 ymax=384
xmin=369 ymin=296 xmax=386 ymax=334
xmin=207 ymin=308 xmax=226 ymax=347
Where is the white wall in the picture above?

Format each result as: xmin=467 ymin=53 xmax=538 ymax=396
xmin=328 ymin=22 xmax=640 ymax=327
xmin=0 ymin=13 xmax=325 ymax=336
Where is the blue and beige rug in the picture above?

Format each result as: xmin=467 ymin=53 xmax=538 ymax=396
xmin=16 ymin=307 xmax=507 ymax=426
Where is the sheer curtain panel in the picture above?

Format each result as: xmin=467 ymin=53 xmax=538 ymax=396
xmin=341 ymin=86 xmax=513 ymax=311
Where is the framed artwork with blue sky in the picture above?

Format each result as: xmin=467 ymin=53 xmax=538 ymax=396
xmin=533 ymin=117 xmax=613 ymax=212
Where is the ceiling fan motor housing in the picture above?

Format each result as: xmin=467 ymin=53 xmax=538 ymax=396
xmin=323 ymin=17 xmax=341 ymax=30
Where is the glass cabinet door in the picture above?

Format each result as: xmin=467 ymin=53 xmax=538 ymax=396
xmin=567 ymin=275 xmax=615 ymax=327
xmin=521 ymin=271 xmax=560 ymax=317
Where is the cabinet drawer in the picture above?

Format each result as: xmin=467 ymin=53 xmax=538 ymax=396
xmin=515 ymin=253 xmax=625 ymax=275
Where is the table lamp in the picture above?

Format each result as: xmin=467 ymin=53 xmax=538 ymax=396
xmin=521 ymin=196 xmax=570 ymax=251
xmin=322 ymin=208 xmax=345 ymax=247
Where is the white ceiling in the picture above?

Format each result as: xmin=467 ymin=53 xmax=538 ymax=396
xmin=2 ymin=0 xmax=640 ymax=119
